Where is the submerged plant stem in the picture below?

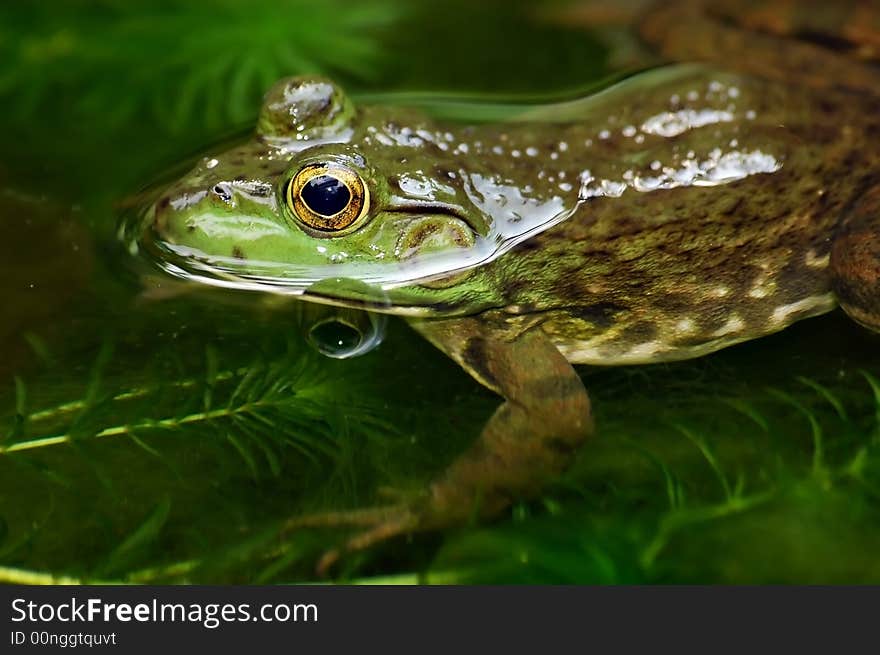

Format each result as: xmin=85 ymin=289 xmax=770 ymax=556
xmin=0 ymin=565 xmax=120 ymax=585
xmin=3 ymin=400 xmax=280 ymax=454
xmin=25 ymin=367 xmax=248 ymax=424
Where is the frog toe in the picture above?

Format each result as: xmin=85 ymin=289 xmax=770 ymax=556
xmin=314 ymin=507 xmax=420 ymax=576
xmin=280 ymin=503 xmax=421 ymax=576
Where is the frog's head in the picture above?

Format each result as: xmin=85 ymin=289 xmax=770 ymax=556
xmin=142 ymin=76 xmax=508 ymax=314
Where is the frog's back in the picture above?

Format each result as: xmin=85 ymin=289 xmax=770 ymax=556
xmin=477 ymin=3 xmax=880 ymax=365
xmin=640 ymin=0 xmax=880 ymax=94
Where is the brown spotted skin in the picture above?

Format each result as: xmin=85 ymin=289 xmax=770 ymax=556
xmin=639 ymin=0 xmax=880 ymax=92
xmin=832 ymin=184 xmax=880 ymax=331
xmin=624 ymin=0 xmax=880 ymax=350
xmin=482 ymin=78 xmax=880 ymax=363
xmin=465 ymin=0 xmax=880 ymax=366
xmin=708 ymin=0 xmax=880 ymax=64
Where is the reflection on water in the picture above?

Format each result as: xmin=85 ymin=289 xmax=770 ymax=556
xmin=304 ymin=305 xmax=386 ymax=359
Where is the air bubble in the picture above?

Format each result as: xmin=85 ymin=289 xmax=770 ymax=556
xmin=305 ymin=306 xmax=386 ymax=359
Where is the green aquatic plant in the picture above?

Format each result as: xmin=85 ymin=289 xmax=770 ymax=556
xmin=427 ymin=365 xmax=880 ymax=585
xmin=0 ymin=0 xmax=399 ymax=134
xmin=0 ymin=307 xmax=414 ymax=580
xmin=1 ymin=308 xmax=879 ymax=583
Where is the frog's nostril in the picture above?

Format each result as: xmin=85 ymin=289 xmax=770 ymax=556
xmin=212 ymin=183 xmax=233 ymax=203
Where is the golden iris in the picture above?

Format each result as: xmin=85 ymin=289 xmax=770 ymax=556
xmin=286 ymin=163 xmax=369 ymax=232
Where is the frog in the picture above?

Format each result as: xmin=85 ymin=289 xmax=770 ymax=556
xmin=132 ymin=0 xmax=880 ymax=572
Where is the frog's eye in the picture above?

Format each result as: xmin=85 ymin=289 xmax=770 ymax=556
xmin=286 ymin=163 xmax=369 ymax=233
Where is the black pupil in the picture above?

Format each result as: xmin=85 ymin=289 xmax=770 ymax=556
xmin=301 ymin=174 xmax=351 ymax=217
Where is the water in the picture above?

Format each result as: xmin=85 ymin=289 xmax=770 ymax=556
xmin=1 ymin=0 xmax=879 ymax=584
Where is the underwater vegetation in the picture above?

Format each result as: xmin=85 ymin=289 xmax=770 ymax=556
xmin=0 ymin=0 xmax=398 ymax=133
xmin=1 ymin=0 xmax=879 ymax=583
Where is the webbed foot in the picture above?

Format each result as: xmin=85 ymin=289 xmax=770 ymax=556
xmin=283 ymin=317 xmax=594 ymax=576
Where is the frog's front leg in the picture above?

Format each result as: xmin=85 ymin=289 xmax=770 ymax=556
xmin=410 ymin=316 xmax=594 ymax=519
xmin=286 ymin=316 xmax=594 ymax=574
xmin=832 ymin=184 xmax=880 ymax=332
xmin=414 ymin=318 xmax=593 ymax=518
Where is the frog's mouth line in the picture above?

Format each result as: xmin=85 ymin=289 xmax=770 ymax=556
xmin=132 ymin=192 xmax=577 ymax=310
xmin=139 ymin=237 xmax=465 ymax=317
xmin=130 ymin=181 xmax=577 ymax=316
